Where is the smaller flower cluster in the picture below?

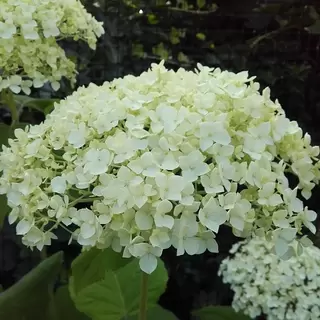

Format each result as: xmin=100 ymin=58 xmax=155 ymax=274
xmin=0 ymin=0 xmax=104 ymax=94
xmin=219 ymin=237 xmax=320 ymax=320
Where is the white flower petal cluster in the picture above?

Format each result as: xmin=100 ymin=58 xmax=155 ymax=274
xmin=0 ymin=62 xmax=319 ymax=274
xmin=219 ymin=237 xmax=320 ymax=320
xmin=0 ymin=0 xmax=104 ymax=94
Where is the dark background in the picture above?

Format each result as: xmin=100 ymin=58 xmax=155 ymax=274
xmin=1 ymin=1 xmax=320 ymax=319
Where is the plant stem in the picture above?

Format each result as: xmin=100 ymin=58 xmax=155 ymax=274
xmin=139 ymin=272 xmax=149 ymax=320
xmin=1 ymin=89 xmax=19 ymax=126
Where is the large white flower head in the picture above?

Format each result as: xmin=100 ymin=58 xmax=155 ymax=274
xmin=0 ymin=0 xmax=104 ymax=94
xmin=0 ymin=61 xmax=319 ymax=273
xmin=218 ymin=237 xmax=320 ymax=320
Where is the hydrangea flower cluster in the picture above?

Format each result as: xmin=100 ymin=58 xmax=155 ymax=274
xmin=219 ymin=237 xmax=320 ymax=320
xmin=0 ymin=0 xmax=104 ymax=94
xmin=0 ymin=62 xmax=319 ymax=273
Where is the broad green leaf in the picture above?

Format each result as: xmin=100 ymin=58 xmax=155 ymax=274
xmin=13 ymin=95 xmax=59 ymax=115
xmin=126 ymin=305 xmax=178 ymax=320
xmin=54 ymin=285 xmax=89 ymax=320
xmin=193 ymin=306 xmax=251 ymax=320
xmin=0 ymin=122 xmax=27 ymax=227
xmin=0 ymin=252 xmax=63 ymax=320
xmin=70 ymin=248 xmax=131 ymax=295
xmin=73 ymin=258 xmax=168 ymax=320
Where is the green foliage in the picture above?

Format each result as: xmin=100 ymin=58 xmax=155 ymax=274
xmin=196 ymin=32 xmax=206 ymax=41
xmin=147 ymin=13 xmax=159 ymax=25
xmin=132 ymin=43 xmax=145 ymax=58
xmin=0 ymin=252 xmax=63 ymax=320
xmin=169 ymin=27 xmax=186 ymax=45
xmin=152 ymin=43 xmax=170 ymax=60
xmin=14 ymin=95 xmax=59 ymax=116
xmin=54 ymin=286 xmax=89 ymax=320
xmin=70 ymin=247 xmax=131 ymax=294
xmin=127 ymin=306 xmax=178 ymax=319
xmin=70 ymin=248 xmax=168 ymax=320
xmin=197 ymin=0 xmax=206 ymax=10
xmin=193 ymin=306 xmax=251 ymax=320
xmin=177 ymin=52 xmax=189 ymax=63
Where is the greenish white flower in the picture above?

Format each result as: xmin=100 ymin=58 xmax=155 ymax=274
xmin=219 ymin=237 xmax=320 ymax=320
xmin=0 ymin=0 xmax=104 ymax=94
xmin=0 ymin=61 xmax=319 ymax=273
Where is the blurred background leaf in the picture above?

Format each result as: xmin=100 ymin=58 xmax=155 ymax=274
xmin=0 ymin=252 xmax=63 ymax=320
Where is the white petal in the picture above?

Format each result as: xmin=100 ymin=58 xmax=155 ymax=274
xmin=51 ymin=81 xmax=60 ymax=91
xmin=274 ymin=238 xmax=289 ymax=256
xmin=279 ymin=228 xmax=296 ymax=242
xmin=207 ymin=238 xmax=219 ymax=253
xmin=98 ymin=214 xmax=112 ymax=224
xmin=200 ymin=138 xmax=213 ymax=151
xmin=51 ymin=176 xmax=67 ymax=194
xmin=230 ymin=215 xmax=245 ymax=231
xmin=135 ymin=210 xmax=153 ymax=230
xmin=16 ymin=220 xmax=32 ymax=235
xmin=212 ymin=130 xmax=231 ymax=146
xmin=184 ymin=237 xmax=199 ymax=255
xmin=139 ymin=254 xmax=157 ymax=274
xmin=154 ymin=213 xmax=174 ymax=229
xmin=131 ymin=243 xmax=149 ymax=257
xmin=80 ymin=223 xmax=96 ymax=239
xmin=157 ymin=200 xmax=173 ymax=214
xmin=8 ymin=209 xmax=19 ymax=224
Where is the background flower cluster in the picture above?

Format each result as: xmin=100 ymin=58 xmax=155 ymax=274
xmin=0 ymin=0 xmax=104 ymax=95
xmin=219 ymin=237 xmax=320 ymax=320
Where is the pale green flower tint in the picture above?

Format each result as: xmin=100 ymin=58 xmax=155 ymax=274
xmin=0 ymin=62 xmax=319 ymax=273
xmin=219 ymin=237 xmax=320 ymax=320
xmin=0 ymin=0 xmax=104 ymax=94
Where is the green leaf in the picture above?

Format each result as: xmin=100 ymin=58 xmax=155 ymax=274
xmin=126 ymin=305 xmax=178 ymax=320
xmin=0 ymin=252 xmax=63 ymax=320
xmin=132 ymin=43 xmax=145 ymax=58
xmin=13 ymin=95 xmax=59 ymax=115
xmin=152 ymin=43 xmax=170 ymax=60
xmin=196 ymin=33 xmax=206 ymax=41
xmin=73 ymin=258 xmax=168 ymax=320
xmin=70 ymin=248 xmax=131 ymax=295
xmin=177 ymin=52 xmax=189 ymax=63
xmin=169 ymin=27 xmax=181 ymax=45
xmin=147 ymin=13 xmax=159 ymax=25
xmin=197 ymin=0 xmax=206 ymax=9
xmin=193 ymin=306 xmax=251 ymax=320
xmin=54 ymin=285 xmax=89 ymax=320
